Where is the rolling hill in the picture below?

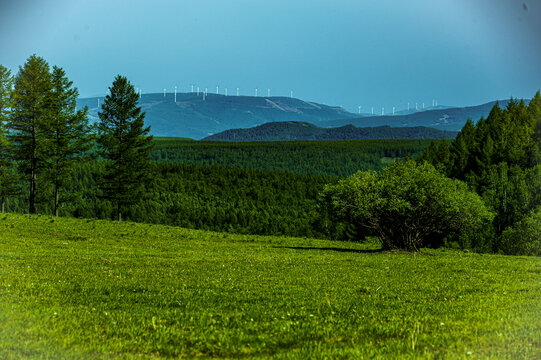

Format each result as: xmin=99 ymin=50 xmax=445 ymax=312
xmin=320 ymin=99 xmax=525 ymax=131
xmin=203 ymin=121 xmax=458 ymax=141
xmin=76 ymin=92 xmax=357 ymax=139
xmin=78 ymin=93 xmax=527 ymax=139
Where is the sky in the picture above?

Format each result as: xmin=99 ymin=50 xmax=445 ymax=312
xmin=1 ymin=0 xmax=540 ymax=113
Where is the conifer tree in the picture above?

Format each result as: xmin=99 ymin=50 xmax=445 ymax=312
xmin=0 ymin=65 xmax=19 ymax=213
xmin=46 ymin=66 xmax=93 ymax=216
xmin=8 ymin=55 xmax=52 ymax=214
xmin=97 ymin=75 xmax=154 ymax=221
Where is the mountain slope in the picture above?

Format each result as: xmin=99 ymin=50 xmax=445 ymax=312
xmin=321 ymin=100 xmax=525 ymax=131
xmin=203 ymin=121 xmax=458 ymax=141
xmin=77 ymin=92 xmax=357 ymax=139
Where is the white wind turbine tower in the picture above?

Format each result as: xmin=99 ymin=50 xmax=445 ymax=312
xmin=97 ymin=98 xmax=100 ymax=108
xmin=407 ymin=102 xmax=410 ymax=112
xmin=358 ymin=106 xmax=361 ymax=114
xmin=237 ymin=88 xmax=239 ymax=96
xmin=422 ymin=102 xmax=425 ymax=109
xmin=371 ymin=107 xmax=374 ymax=115
xmin=163 ymin=88 xmax=166 ymax=97
xmin=205 ymin=88 xmax=208 ymax=96
xmin=382 ymin=107 xmax=384 ymax=116
xmin=197 ymin=87 xmax=199 ymax=96
xmin=139 ymin=89 xmax=142 ymax=99
xmin=216 ymin=86 xmax=219 ymax=94
xmin=290 ymin=90 xmax=293 ymax=98
xmin=392 ymin=106 xmax=395 ymax=115
xmin=225 ymin=88 xmax=228 ymax=96
xmin=174 ymin=86 xmax=177 ymax=102
xmin=255 ymin=88 xmax=258 ymax=97
xmin=267 ymin=88 xmax=270 ymax=97
xmin=432 ymin=99 xmax=435 ymax=107
xmin=191 ymin=85 xmax=194 ymax=93
xmin=415 ymin=102 xmax=418 ymax=110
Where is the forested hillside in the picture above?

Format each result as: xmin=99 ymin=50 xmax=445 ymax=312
xmin=153 ymin=138 xmax=434 ymax=176
xmin=4 ymin=161 xmax=340 ymax=239
xmin=203 ymin=122 xmax=457 ymax=142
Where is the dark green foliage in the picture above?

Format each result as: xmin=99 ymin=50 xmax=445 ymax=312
xmin=97 ymin=75 xmax=154 ymax=221
xmin=501 ymin=207 xmax=541 ymax=256
xmin=152 ymin=138 xmax=434 ymax=177
xmin=203 ymin=121 xmax=458 ymax=141
xmin=45 ymin=66 xmax=93 ymax=216
xmin=321 ymin=160 xmax=493 ymax=251
xmin=420 ymin=92 xmax=541 ymax=254
xmin=8 ymin=55 xmax=52 ymax=214
xmin=0 ymin=65 xmax=19 ymax=213
xmin=2 ymin=160 xmax=339 ymax=239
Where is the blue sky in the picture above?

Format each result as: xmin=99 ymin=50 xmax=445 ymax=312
xmin=1 ymin=0 xmax=540 ymax=112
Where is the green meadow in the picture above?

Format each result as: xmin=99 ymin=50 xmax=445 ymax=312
xmin=1 ymin=214 xmax=540 ymax=359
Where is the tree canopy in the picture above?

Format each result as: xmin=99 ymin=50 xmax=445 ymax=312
xmin=321 ymin=160 xmax=493 ymax=251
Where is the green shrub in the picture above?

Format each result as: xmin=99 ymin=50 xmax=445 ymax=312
xmin=320 ymin=160 xmax=494 ymax=251
xmin=501 ymin=207 xmax=541 ymax=256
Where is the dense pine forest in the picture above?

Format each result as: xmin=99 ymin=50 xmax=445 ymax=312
xmin=152 ymin=138 xmax=434 ymax=176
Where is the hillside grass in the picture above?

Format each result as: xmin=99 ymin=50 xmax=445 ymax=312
xmin=0 ymin=214 xmax=539 ymax=359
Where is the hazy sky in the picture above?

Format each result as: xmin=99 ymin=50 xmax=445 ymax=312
xmin=1 ymin=0 xmax=540 ymax=112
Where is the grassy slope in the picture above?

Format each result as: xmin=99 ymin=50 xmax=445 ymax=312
xmin=0 ymin=214 xmax=539 ymax=359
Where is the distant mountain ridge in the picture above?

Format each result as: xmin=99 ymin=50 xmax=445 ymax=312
xmin=77 ymin=93 xmax=527 ymax=139
xmin=203 ymin=121 xmax=458 ymax=141
xmin=77 ymin=93 xmax=357 ymax=139
xmin=320 ymin=99 xmax=528 ymax=131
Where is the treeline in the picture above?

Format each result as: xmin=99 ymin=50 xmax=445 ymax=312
xmin=420 ymin=93 xmax=541 ymax=254
xmin=153 ymin=138 xmax=435 ymax=177
xmin=4 ymin=161 xmax=341 ymax=238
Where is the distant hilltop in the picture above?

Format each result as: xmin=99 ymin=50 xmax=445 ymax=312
xmin=203 ymin=121 xmax=458 ymax=142
xmin=77 ymin=92 xmax=527 ymax=139
xmin=77 ymin=93 xmax=357 ymax=139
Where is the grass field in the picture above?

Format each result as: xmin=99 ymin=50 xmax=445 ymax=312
xmin=0 ymin=214 xmax=540 ymax=359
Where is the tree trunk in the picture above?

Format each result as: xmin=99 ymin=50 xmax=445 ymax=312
xmin=117 ymin=202 xmax=122 ymax=222
xmin=29 ymin=167 xmax=36 ymax=214
xmin=1 ymin=196 xmax=5 ymax=213
xmin=54 ymin=184 xmax=59 ymax=217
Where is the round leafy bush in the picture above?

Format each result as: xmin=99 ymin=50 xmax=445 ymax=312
xmin=320 ymin=160 xmax=494 ymax=251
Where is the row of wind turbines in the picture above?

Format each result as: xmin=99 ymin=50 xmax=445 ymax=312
xmin=358 ymin=99 xmax=439 ymax=116
xmin=97 ymin=85 xmax=439 ymax=117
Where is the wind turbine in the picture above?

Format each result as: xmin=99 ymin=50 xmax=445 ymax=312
xmin=290 ymin=90 xmax=293 ymax=98
xmin=225 ymin=88 xmax=228 ymax=96
xmin=407 ymin=102 xmax=410 ymax=112
xmin=392 ymin=106 xmax=395 ymax=115
xmin=382 ymin=107 xmax=384 ymax=116
xmin=267 ymin=88 xmax=270 ymax=97
xmin=97 ymin=98 xmax=100 ymax=108
xmin=237 ymin=88 xmax=239 ymax=96
xmin=255 ymin=88 xmax=258 ymax=97
xmin=163 ymin=88 xmax=166 ymax=97
xmin=174 ymin=86 xmax=177 ymax=102
xmin=358 ymin=106 xmax=361 ymax=114
xmin=197 ymin=87 xmax=199 ymax=96
xmin=216 ymin=86 xmax=219 ymax=94
xmin=371 ymin=107 xmax=374 ymax=115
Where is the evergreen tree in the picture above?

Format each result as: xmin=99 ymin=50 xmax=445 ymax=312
xmin=46 ymin=66 xmax=93 ymax=216
xmin=0 ymin=65 xmax=19 ymax=213
xmin=97 ymin=75 xmax=154 ymax=221
xmin=8 ymin=55 xmax=52 ymax=214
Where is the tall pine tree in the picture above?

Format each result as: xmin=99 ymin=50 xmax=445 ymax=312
xmin=0 ymin=65 xmax=19 ymax=213
xmin=46 ymin=66 xmax=93 ymax=216
xmin=97 ymin=75 xmax=154 ymax=221
xmin=8 ymin=55 xmax=52 ymax=214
